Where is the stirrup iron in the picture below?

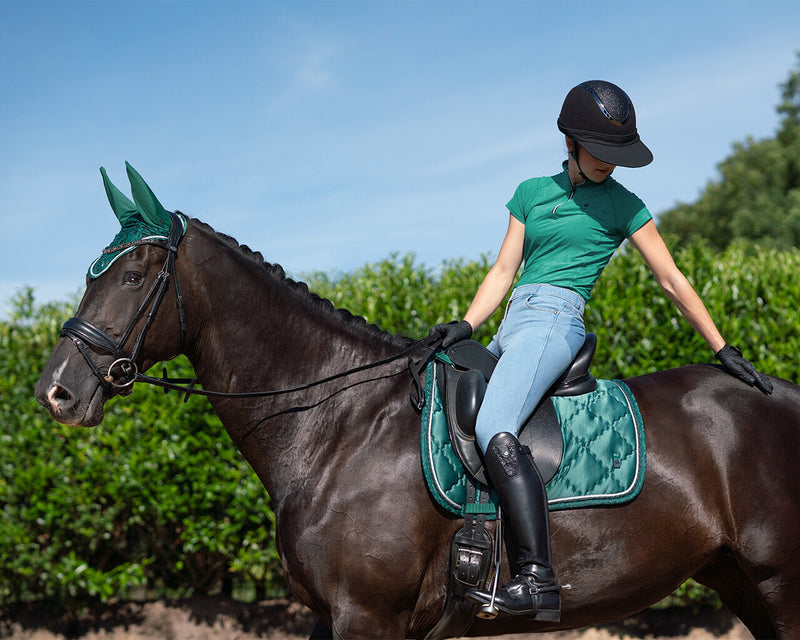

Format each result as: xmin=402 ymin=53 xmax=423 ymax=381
xmin=477 ymin=509 xmax=503 ymax=620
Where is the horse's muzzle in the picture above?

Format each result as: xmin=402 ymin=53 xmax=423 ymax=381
xmin=35 ymin=342 xmax=111 ymax=427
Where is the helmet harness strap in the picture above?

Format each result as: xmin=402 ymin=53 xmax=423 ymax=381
xmin=569 ymin=138 xmax=591 ymax=183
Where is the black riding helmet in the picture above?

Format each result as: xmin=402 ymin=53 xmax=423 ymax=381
xmin=557 ymin=80 xmax=653 ymax=168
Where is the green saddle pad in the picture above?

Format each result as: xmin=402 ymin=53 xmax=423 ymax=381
xmin=420 ymin=361 xmax=646 ymax=518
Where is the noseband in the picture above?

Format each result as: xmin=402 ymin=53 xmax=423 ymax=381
xmin=60 ymin=211 xmax=187 ymax=394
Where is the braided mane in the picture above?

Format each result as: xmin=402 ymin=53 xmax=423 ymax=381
xmin=188 ymin=216 xmax=412 ymax=349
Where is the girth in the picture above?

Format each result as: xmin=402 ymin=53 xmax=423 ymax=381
xmin=437 ymin=333 xmax=597 ymax=487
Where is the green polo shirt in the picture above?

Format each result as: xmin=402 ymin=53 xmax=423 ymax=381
xmin=507 ymin=163 xmax=652 ymax=301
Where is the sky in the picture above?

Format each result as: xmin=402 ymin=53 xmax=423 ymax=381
xmin=1 ymin=0 xmax=799 ymax=319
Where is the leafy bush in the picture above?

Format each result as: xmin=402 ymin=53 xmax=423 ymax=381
xmin=305 ymin=252 xmax=499 ymax=344
xmin=307 ymin=239 xmax=795 ymax=384
xmin=584 ymin=237 xmax=798 ymax=383
xmin=3 ymin=237 xmax=798 ymax=609
xmin=0 ymin=289 xmax=281 ymax=605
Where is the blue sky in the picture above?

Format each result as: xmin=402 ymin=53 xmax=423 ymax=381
xmin=1 ymin=0 xmax=798 ymax=318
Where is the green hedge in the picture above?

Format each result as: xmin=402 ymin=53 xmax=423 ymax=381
xmin=306 ymin=239 xmax=795 ymax=383
xmin=1 ymin=291 xmax=281 ymax=605
xmin=2 ymin=238 xmax=797 ymax=608
xmin=584 ymin=238 xmax=798 ymax=382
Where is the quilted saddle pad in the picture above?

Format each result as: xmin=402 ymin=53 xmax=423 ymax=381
xmin=421 ymin=361 xmax=646 ymax=517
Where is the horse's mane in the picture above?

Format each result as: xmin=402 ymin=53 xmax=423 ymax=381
xmin=188 ymin=217 xmax=412 ymax=349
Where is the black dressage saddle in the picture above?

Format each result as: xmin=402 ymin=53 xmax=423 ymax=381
xmin=436 ymin=333 xmax=597 ymax=487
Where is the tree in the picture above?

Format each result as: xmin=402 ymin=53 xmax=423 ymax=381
xmin=658 ymin=53 xmax=800 ymax=250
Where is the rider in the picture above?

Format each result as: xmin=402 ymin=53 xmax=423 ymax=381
xmin=428 ymin=80 xmax=773 ymax=621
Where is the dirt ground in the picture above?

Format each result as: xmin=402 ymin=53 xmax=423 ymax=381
xmin=0 ymin=597 xmax=754 ymax=640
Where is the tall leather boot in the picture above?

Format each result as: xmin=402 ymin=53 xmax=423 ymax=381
xmin=465 ymin=432 xmax=561 ymax=621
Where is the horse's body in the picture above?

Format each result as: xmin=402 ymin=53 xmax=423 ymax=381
xmin=36 ymin=217 xmax=800 ymax=639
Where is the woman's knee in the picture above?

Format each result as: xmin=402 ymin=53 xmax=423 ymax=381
xmin=475 ymin=419 xmax=498 ymax=454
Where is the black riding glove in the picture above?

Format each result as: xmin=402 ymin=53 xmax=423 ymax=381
xmin=715 ymin=344 xmax=773 ymax=395
xmin=427 ymin=320 xmax=473 ymax=348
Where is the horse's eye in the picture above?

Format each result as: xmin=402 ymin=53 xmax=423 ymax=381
xmin=123 ymin=272 xmax=143 ymax=285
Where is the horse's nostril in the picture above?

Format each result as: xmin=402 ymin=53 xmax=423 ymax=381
xmin=47 ymin=383 xmax=75 ymax=412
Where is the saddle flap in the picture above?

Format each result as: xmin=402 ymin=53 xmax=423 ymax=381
xmin=518 ymin=399 xmax=562 ymax=484
xmin=444 ymin=340 xmax=498 ymax=378
xmin=454 ymin=369 xmax=485 ymax=437
xmin=442 ymin=362 xmax=489 ymax=486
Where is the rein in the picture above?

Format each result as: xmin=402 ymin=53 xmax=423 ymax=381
xmin=60 ymin=212 xmax=439 ymax=408
xmin=134 ymin=341 xmax=431 ymax=405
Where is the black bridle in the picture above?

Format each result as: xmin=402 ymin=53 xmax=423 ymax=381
xmin=60 ymin=212 xmax=437 ymax=407
xmin=60 ymin=211 xmax=188 ymax=395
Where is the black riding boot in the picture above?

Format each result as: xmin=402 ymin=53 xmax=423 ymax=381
xmin=465 ymin=432 xmax=561 ymax=621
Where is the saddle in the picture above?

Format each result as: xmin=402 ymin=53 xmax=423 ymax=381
xmin=437 ymin=333 xmax=598 ymax=487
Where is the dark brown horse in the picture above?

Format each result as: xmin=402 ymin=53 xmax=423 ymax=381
xmin=36 ymin=173 xmax=800 ymax=639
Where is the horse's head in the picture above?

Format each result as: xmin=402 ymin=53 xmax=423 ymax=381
xmin=35 ymin=163 xmax=189 ymax=426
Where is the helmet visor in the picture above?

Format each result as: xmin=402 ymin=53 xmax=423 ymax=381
xmin=576 ymin=133 xmax=653 ymax=168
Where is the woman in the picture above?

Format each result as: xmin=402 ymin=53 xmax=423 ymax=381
xmin=427 ymin=80 xmax=772 ymax=622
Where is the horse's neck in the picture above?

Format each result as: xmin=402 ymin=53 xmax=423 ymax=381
xmin=187 ymin=267 xmax=397 ymax=392
xmin=181 ymin=227 xmax=406 ymax=502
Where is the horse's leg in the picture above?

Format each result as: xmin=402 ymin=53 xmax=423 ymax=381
xmin=694 ymin=553 xmax=775 ymax=639
xmin=720 ymin=389 xmax=800 ymax=639
xmin=746 ymin=565 xmax=800 ymax=640
xmin=626 ymin=370 xmax=800 ymax=639
xmin=714 ymin=555 xmax=800 ymax=640
xmin=278 ymin=430 xmax=451 ymax=640
xmin=307 ymin=618 xmax=333 ymax=640
xmin=690 ymin=377 xmax=800 ymax=640
xmin=737 ymin=516 xmax=800 ymax=640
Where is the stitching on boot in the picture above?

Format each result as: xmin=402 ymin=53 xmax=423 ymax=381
xmin=493 ymin=440 xmax=519 ymax=476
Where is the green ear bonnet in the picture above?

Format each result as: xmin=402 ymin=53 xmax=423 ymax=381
xmin=88 ymin=162 xmax=187 ymax=278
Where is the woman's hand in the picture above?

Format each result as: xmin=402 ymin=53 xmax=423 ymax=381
xmin=427 ymin=320 xmax=473 ymax=348
xmin=716 ymin=344 xmax=773 ymax=394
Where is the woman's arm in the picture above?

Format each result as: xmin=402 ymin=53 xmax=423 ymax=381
xmin=629 ymin=219 xmax=772 ymax=394
xmin=463 ymin=214 xmax=525 ymax=331
xmin=628 ymin=219 xmax=726 ymax=352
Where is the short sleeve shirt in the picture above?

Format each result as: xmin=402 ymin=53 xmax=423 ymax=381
xmin=506 ymin=162 xmax=652 ymax=301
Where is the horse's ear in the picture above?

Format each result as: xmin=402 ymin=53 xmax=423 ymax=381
xmin=100 ymin=166 xmax=138 ymax=225
xmin=125 ymin=162 xmax=171 ymax=229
